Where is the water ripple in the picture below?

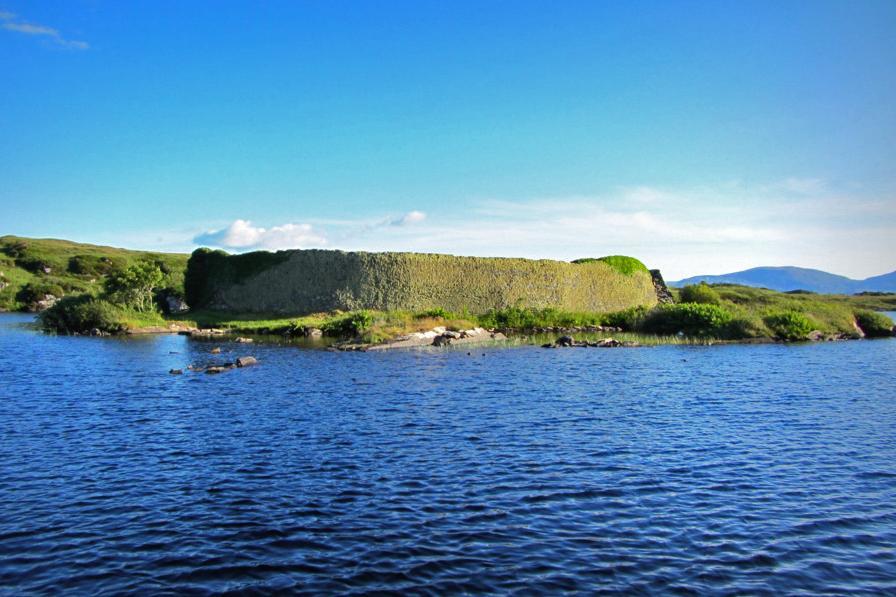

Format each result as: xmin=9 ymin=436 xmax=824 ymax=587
xmin=0 ymin=313 xmax=895 ymax=594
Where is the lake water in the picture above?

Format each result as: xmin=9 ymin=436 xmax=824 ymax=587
xmin=1 ymin=312 xmax=895 ymax=594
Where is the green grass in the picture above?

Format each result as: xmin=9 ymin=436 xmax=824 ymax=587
xmin=0 ymin=235 xmax=188 ymax=312
xmin=572 ymin=255 xmax=649 ymax=275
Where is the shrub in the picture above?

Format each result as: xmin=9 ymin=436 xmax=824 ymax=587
xmin=854 ymin=310 xmax=894 ymax=338
xmin=321 ymin=310 xmax=374 ymax=336
xmin=39 ymin=296 xmax=126 ymax=334
xmin=763 ymin=311 xmax=816 ymax=341
xmin=725 ymin=316 xmax=766 ymax=339
xmin=16 ymin=282 xmax=65 ymax=305
xmin=67 ymin=255 xmax=121 ymax=276
xmin=640 ymin=303 xmax=733 ymax=336
xmin=678 ymin=282 xmax=721 ymax=305
xmin=603 ymin=305 xmax=648 ymax=330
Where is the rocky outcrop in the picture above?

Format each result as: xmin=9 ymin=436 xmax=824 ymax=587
xmin=650 ymin=269 xmax=674 ymax=304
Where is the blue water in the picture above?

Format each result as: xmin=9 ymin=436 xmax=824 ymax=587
xmin=1 ymin=312 xmax=895 ymax=595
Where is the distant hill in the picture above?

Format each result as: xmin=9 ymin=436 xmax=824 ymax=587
xmin=670 ymin=266 xmax=896 ymax=294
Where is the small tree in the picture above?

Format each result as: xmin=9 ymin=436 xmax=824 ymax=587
xmin=104 ymin=262 xmax=164 ymax=312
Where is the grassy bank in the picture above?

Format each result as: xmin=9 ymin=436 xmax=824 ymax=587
xmin=172 ymin=284 xmax=895 ymax=344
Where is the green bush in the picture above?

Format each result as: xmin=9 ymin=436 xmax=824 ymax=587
xmin=320 ymin=310 xmax=374 ymax=336
xmin=68 ymin=254 xmax=122 ymax=276
xmin=763 ymin=311 xmax=816 ymax=341
xmin=16 ymin=282 xmax=65 ymax=305
xmin=603 ymin=305 xmax=648 ymax=330
xmin=726 ymin=316 xmax=766 ymax=339
xmin=39 ymin=296 xmax=127 ymax=334
xmin=854 ymin=310 xmax=894 ymax=338
xmin=679 ymin=282 xmax=721 ymax=305
xmin=640 ymin=303 xmax=733 ymax=336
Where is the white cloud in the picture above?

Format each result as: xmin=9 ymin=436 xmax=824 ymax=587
xmin=0 ymin=11 xmax=88 ymax=50
xmin=195 ymin=220 xmax=327 ymax=250
xmin=126 ymin=180 xmax=894 ymax=281
xmin=397 ymin=210 xmax=426 ymax=225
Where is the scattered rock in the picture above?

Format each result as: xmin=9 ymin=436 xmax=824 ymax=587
xmin=543 ymin=335 xmax=637 ymax=348
xmin=169 ymin=369 xmax=183 ymax=375
xmin=304 ymin=327 xmax=323 ymax=338
xmin=234 ymin=337 xmax=254 ymax=343
xmin=42 ymin=266 xmax=52 ymax=274
xmin=807 ymin=330 xmax=825 ymax=342
xmin=190 ymin=329 xmax=227 ymax=337
xmin=88 ymin=328 xmax=110 ymax=337
xmin=235 ymin=356 xmax=258 ymax=367
xmin=205 ymin=366 xmax=229 ymax=374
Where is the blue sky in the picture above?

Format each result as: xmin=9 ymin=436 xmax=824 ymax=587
xmin=1 ymin=1 xmax=894 ymax=279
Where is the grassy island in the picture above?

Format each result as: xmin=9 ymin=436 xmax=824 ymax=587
xmin=2 ymin=235 xmax=893 ymax=344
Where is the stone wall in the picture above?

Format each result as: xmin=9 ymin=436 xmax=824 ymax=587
xmin=185 ymin=248 xmax=661 ymax=314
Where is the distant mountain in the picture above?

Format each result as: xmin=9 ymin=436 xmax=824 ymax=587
xmin=670 ymin=266 xmax=896 ymax=294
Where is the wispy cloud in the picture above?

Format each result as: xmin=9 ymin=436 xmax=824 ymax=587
xmin=0 ymin=10 xmax=88 ymax=50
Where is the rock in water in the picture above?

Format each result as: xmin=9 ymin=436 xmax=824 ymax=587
xmin=235 ymin=337 xmax=254 ymax=343
xmin=235 ymin=356 xmax=258 ymax=367
xmin=169 ymin=369 xmax=183 ymax=375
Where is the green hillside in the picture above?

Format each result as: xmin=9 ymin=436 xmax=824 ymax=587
xmin=0 ymin=235 xmax=188 ymax=312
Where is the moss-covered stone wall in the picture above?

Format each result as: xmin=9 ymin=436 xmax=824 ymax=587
xmin=185 ymin=248 xmax=660 ymax=314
